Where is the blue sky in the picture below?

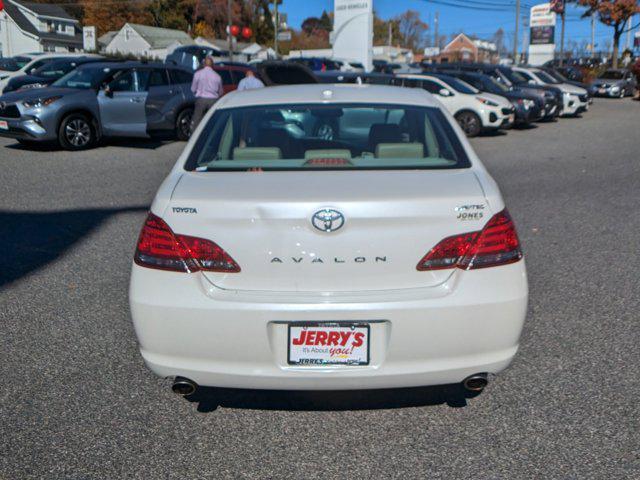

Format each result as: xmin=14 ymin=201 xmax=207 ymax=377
xmin=281 ymin=0 xmax=639 ymax=53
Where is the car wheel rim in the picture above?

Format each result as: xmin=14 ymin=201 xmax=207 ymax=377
xmin=317 ymin=124 xmax=334 ymax=140
xmin=180 ymin=112 xmax=192 ymax=137
xmin=65 ymin=119 xmax=90 ymax=147
xmin=459 ymin=114 xmax=478 ymax=134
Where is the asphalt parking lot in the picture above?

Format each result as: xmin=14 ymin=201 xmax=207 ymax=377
xmin=1 ymin=98 xmax=639 ymax=479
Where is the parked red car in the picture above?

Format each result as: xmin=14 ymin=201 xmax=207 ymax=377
xmin=213 ymin=65 xmax=254 ymax=94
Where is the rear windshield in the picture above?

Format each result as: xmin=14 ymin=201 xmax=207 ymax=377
xmin=600 ymin=70 xmax=624 ymax=80
xmin=185 ymin=103 xmax=470 ymax=171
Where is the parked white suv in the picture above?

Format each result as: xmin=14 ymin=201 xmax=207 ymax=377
xmin=129 ymin=83 xmax=528 ymax=397
xmin=0 ymin=53 xmax=101 ymax=91
xmin=395 ymin=73 xmax=515 ymax=137
xmin=512 ymin=66 xmax=589 ymax=117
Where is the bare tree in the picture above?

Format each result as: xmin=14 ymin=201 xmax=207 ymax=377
xmin=396 ymin=10 xmax=428 ymax=50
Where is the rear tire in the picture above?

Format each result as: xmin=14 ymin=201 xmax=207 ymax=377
xmin=455 ymin=111 xmax=482 ymax=137
xmin=176 ymin=108 xmax=193 ymax=141
xmin=58 ymin=113 xmax=95 ymax=150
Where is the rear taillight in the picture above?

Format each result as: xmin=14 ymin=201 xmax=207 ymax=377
xmin=134 ymin=213 xmax=240 ymax=273
xmin=417 ymin=209 xmax=522 ymax=271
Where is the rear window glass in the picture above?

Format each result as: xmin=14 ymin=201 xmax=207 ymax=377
xmin=185 ymin=103 xmax=470 ymax=171
xmin=600 ymin=70 xmax=624 ymax=80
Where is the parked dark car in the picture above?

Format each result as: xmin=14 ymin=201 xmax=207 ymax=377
xmin=372 ymin=59 xmax=395 ymax=74
xmin=425 ymin=63 xmax=563 ymax=120
xmin=441 ymin=70 xmax=544 ymax=126
xmin=3 ymin=56 xmax=105 ymax=93
xmin=0 ymin=58 xmax=22 ymax=73
xmin=315 ymin=71 xmax=395 ymax=85
xmin=211 ymin=64 xmax=256 ymax=94
xmin=165 ymin=45 xmax=226 ymax=71
xmin=289 ymin=57 xmax=341 ymax=72
xmin=0 ymin=61 xmax=196 ymax=150
xmin=165 ymin=46 xmax=255 ymax=93
xmin=555 ymin=65 xmax=585 ymax=83
xmin=257 ymin=61 xmax=319 ymax=86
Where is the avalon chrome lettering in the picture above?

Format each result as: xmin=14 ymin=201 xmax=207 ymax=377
xmin=271 ymin=256 xmax=387 ymax=264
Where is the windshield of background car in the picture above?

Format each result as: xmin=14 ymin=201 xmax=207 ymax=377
xmin=600 ymin=70 xmax=624 ymax=80
xmin=503 ymin=69 xmax=528 ymax=84
xmin=548 ymin=70 xmax=568 ymax=82
xmin=33 ymin=60 xmax=76 ymax=78
xmin=437 ymin=76 xmax=478 ymax=94
xmin=535 ymin=70 xmax=560 ymax=84
xmin=487 ymin=76 xmax=510 ymax=92
xmin=52 ymin=67 xmax=116 ymax=89
xmin=185 ymin=103 xmax=470 ymax=172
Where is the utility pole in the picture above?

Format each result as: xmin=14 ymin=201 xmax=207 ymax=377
xmin=514 ymin=0 xmax=520 ymax=63
xmin=434 ymin=11 xmax=439 ymax=49
xmin=522 ymin=18 xmax=528 ymax=64
xmin=591 ymin=14 xmax=595 ymax=57
xmin=227 ymin=0 xmax=232 ymax=61
xmin=559 ymin=11 xmax=566 ymax=66
xmin=274 ymin=0 xmax=279 ymax=58
xmin=388 ymin=22 xmax=392 ymax=46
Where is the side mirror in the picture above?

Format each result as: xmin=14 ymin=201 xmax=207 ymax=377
xmin=528 ymin=79 xmax=535 ymax=85
xmin=103 ymin=85 xmax=113 ymax=98
xmin=439 ymin=88 xmax=451 ymax=97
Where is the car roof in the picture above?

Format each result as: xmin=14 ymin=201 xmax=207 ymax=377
xmin=401 ymin=72 xmax=458 ymax=83
xmin=215 ymin=83 xmax=440 ymax=110
xmin=76 ymin=61 xmax=181 ymax=70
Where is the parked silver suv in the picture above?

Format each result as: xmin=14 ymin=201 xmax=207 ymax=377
xmin=0 ymin=61 xmax=195 ymax=150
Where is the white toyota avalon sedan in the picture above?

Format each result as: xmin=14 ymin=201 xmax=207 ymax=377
xmin=129 ymin=83 xmax=528 ymax=397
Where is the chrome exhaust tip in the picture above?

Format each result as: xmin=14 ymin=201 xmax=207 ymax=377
xmin=462 ymin=374 xmax=488 ymax=392
xmin=171 ymin=377 xmax=197 ymax=396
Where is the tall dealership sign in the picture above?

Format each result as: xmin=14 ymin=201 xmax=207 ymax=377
xmin=331 ymin=0 xmax=373 ymax=71
xmin=528 ymin=3 xmax=557 ymax=66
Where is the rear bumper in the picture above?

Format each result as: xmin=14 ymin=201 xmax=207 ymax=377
xmin=130 ymin=261 xmax=528 ymax=390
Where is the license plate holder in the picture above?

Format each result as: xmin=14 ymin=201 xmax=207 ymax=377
xmin=287 ymin=322 xmax=370 ymax=366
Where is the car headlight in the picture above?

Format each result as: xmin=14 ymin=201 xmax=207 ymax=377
xmin=476 ymin=97 xmax=499 ymax=107
xmin=22 ymin=96 xmax=61 ymax=108
xmin=524 ymin=99 xmax=535 ymax=109
xmin=610 ymin=85 xmax=620 ymax=91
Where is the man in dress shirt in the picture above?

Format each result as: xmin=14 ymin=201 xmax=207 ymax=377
xmin=237 ymin=70 xmax=264 ymax=91
xmin=190 ymin=56 xmax=224 ymax=131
